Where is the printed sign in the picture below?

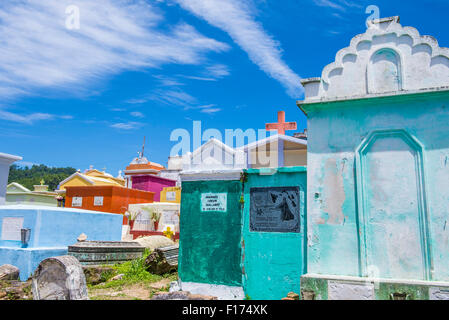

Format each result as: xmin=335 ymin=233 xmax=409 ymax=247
xmin=72 ymin=197 xmax=83 ymax=207
xmin=94 ymin=196 xmax=104 ymax=206
xmin=166 ymin=191 xmax=176 ymax=201
xmin=1 ymin=217 xmax=24 ymax=241
xmin=250 ymin=187 xmax=300 ymax=233
xmin=201 ymin=193 xmax=227 ymax=212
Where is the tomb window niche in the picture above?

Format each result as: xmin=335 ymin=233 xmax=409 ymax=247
xmin=367 ymin=48 xmax=403 ymax=94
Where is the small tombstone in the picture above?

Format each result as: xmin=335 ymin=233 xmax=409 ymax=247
xmin=0 ymin=264 xmax=20 ymax=281
xmin=32 ymin=256 xmax=88 ymax=300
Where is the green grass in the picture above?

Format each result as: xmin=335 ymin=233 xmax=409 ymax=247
xmin=90 ymin=249 xmax=178 ymax=290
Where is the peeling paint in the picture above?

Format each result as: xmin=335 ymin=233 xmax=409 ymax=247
xmin=322 ymin=159 xmax=346 ymax=225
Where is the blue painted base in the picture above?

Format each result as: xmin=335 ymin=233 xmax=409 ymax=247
xmin=0 ymin=247 xmax=68 ymax=281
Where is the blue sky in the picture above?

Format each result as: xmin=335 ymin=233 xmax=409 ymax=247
xmin=1 ymin=0 xmax=448 ymax=176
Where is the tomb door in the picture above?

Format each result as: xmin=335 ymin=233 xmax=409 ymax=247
xmin=356 ymin=130 xmax=431 ymax=280
xmin=243 ymin=182 xmax=306 ymax=300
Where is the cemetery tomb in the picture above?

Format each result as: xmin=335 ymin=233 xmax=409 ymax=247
xmin=0 ymin=205 xmax=122 ymax=280
xmin=68 ymin=241 xmax=145 ymax=265
xmin=0 ymin=152 xmax=22 ymax=205
xmin=64 ymin=185 xmax=154 ymax=225
xmin=242 ymin=167 xmax=307 ymax=300
xmin=177 ymin=177 xmax=244 ymax=299
xmin=177 ymin=140 xmax=245 ymax=299
xmin=6 ymin=182 xmax=58 ymax=207
xmin=160 ymin=186 xmax=182 ymax=203
xmin=298 ymin=16 xmax=449 ymax=299
xmin=124 ymin=151 xmax=176 ymax=201
xmin=127 ymin=202 xmax=181 ymax=240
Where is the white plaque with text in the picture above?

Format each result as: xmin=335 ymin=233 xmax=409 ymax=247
xmin=201 ymin=193 xmax=227 ymax=212
xmin=72 ymin=197 xmax=83 ymax=207
xmin=1 ymin=217 xmax=24 ymax=241
xmin=166 ymin=192 xmax=176 ymax=201
xmin=94 ymin=196 xmax=104 ymax=206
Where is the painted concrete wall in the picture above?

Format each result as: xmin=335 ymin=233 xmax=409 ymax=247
xmin=131 ymin=175 xmax=176 ymax=202
xmin=284 ymin=150 xmax=307 ymax=167
xmin=65 ymin=185 xmax=154 ymax=224
xmin=0 ymin=153 xmax=21 ymax=205
xmin=243 ymin=167 xmax=307 ymax=300
xmin=6 ymin=194 xmax=58 ymax=207
xmin=160 ymin=186 xmax=182 ymax=203
xmin=179 ymin=180 xmax=243 ymax=287
xmin=301 ymin=274 xmax=449 ymax=300
xmin=305 ymin=91 xmax=449 ymax=282
xmin=0 ymin=205 xmax=122 ymax=280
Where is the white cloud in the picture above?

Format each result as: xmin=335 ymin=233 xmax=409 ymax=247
xmin=206 ymin=64 xmax=230 ymax=78
xmin=0 ymin=109 xmax=71 ymax=124
xmin=312 ymin=0 xmax=364 ymax=11
xmin=200 ymin=107 xmax=221 ymax=114
xmin=181 ymin=64 xmax=230 ymax=82
xmin=130 ymin=111 xmax=145 ymax=118
xmin=0 ymin=0 xmax=229 ymax=99
xmin=149 ymin=88 xmax=198 ymax=107
xmin=173 ymin=0 xmax=303 ymax=97
xmin=110 ymin=121 xmax=144 ymax=130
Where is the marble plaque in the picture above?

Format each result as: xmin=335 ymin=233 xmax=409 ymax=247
xmin=166 ymin=192 xmax=176 ymax=201
xmin=72 ymin=197 xmax=82 ymax=207
xmin=1 ymin=217 xmax=24 ymax=241
xmin=94 ymin=196 xmax=104 ymax=206
xmin=250 ymin=187 xmax=300 ymax=233
xmin=201 ymin=193 xmax=227 ymax=212
xmin=429 ymin=287 xmax=449 ymax=300
xmin=328 ymin=281 xmax=375 ymax=300
xmin=163 ymin=210 xmax=179 ymax=226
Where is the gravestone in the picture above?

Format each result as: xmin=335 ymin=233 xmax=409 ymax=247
xmin=32 ymin=255 xmax=88 ymax=300
xmin=68 ymin=241 xmax=145 ymax=266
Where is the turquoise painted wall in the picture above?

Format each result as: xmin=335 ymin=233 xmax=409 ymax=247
xmin=179 ymin=180 xmax=243 ymax=286
xmin=243 ymin=167 xmax=307 ymax=300
xmin=304 ymin=90 xmax=449 ymax=282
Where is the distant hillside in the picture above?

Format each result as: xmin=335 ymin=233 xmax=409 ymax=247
xmin=8 ymin=164 xmax=76 ymax=191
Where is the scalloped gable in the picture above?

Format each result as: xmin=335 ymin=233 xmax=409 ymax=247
xmin=300 ymin=16 xmax=449 ymax=103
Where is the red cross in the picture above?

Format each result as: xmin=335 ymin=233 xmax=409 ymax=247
xmin=265 ymin=111 xmax=297 ymax=135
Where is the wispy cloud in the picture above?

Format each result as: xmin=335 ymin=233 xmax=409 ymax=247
xmin=0 ymin=0 xmax=229 ymax=99
xmin=0 ymin=109 xmax=72 ymax=124
xmin=181 ymin=64 xmax=231 ymax=82
xmin=200 ymin=106 xmax=221 ymax=114
xmin=130 ymin=111 xmax=145 ymax=118
xmin=150 ymin=88 xmax=197 ymax=107
xmin=110 ymin=121 xmax=144 ymax=130
xmin=173 ymin=0 xmax=303 ymax=97
xmin=312 ymin=0 xmax=364 ymax=12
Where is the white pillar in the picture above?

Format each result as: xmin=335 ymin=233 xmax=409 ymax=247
xmin=0 ymin=152 xmax=22 ymax=205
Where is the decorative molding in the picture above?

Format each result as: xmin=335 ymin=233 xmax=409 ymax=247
xmin=300 ymin=17 xmax=449 ymax=103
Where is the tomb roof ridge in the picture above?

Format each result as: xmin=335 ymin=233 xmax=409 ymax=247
xmin=321 ymin=18 xmax=449 ymax=85
xmin=300 ymin=17 xmax=449 ymax=103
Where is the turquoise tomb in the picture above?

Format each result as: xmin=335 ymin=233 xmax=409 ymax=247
xmin=299 ymin=16 xmax=449 ymax=300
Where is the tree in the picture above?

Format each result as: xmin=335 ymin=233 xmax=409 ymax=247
xmin=8 ymin=164 xmax=76 ymax=191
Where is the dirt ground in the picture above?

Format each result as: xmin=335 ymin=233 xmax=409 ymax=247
xmin=88 ymin=278 xmax=173 ymax=300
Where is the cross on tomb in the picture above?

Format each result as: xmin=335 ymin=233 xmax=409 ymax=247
xmin=265 ymin=111 xmax=297 ymax=135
